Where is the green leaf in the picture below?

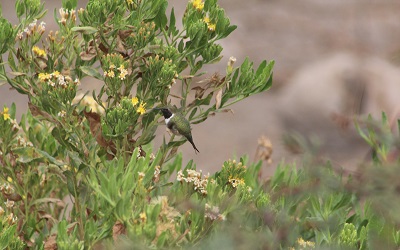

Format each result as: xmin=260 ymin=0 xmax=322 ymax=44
xmin=178 ymin=39 xmax=184 ymax=53
xmin=154 ymin=1 xmax=168 ymax=29
xmin=0 ymin=224 xmax=18 ymax=249
xmin=191 ymin=92 xmax=213 ymax=107
xmin=222 ymin=25 xmax=237 ymax=39
xmin=64 ymin=170 xmax=77 ymax=197
xmin=168 ymin=8 xmax=176 ymax=36
xmin=35 ymin=148 xmax=66 ymax=166
xmin=80 ymin=66 xmax=103 ymax=80
xmin=62 ymin=0 xmax=78 ymax=9
xmin=15 ymin=0 xmax=25 ymax=18
xmin=71 ymin=26 xmax=98 ymax=35
xmin=136 ymin=124 xmax=157 ymax=146
xmin=204 ymin=0 xmax=217 ymax=11
xmin=13 ymin=147 xmax=41 ymax=163
xmin=188 ymin=107 xmax=198 ymax=120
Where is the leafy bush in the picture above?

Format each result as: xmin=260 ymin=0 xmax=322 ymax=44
xmin=0 ymin=0 xmax=399 ymax=249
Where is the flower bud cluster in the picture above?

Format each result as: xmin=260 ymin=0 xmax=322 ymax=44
xmin=127 ymin=21 xmax=156 ymax=50
xmin=58 ymin=8 xmax=77 ymax=26
xmin=144 ymin=55 xmax=177 ymax=87
xmin=338 ymin=223 xmax=358 ymax=248
xmin=200 ymin=43 xmax=222 ymax=63
xmin=101 ymin=97 xmax=145 ymax=138
xmin=16 ymin=19 xmax=46 ymax=41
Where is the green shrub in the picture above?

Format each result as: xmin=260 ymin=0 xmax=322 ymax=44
xmin=1 ymin=0 xmax=400 ymax=249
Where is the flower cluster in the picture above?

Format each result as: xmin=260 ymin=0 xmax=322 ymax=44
xmin=4 ymin=199 xmax=15 ymax=209
xmin=102 ymin=54 xmax=130 ymax=82
xmin=38 ymin=71 xmax=79 ymax=89
xmin=131 ymin=97 xmax=146 ymax=115
xmin=228 ymin=177 xmax=245 ymax=188
xmin=16 ymin=19 xmax=46 ymax=40
xmin=177 ymin=169 xmax=209 ymax=195
xmin=3 ymin=212 xmax=18 ymax=225
xmin=103 ymin=63 xmax=129 ymax=80
xmin=204 ymin=203 xmax=226 ymax=221
xmin=0 ymin=182 xmax=19 ymax=225
xmin=216 ymin=159 xmax=248 ymax=190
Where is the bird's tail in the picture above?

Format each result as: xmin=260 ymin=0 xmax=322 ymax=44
xmin=187 ymin=137 xmax=200 ymax=154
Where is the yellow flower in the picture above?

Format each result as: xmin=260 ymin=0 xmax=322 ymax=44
xmin=2 ymin=107 xmax=10 ymax=121
xmin=32 ymin=46 xmax=46 ymax=57
xmin=139 ymin=212 xmax=147 ymax=222
xmin=117 ymin=64 xmax=125 ymax=72
xmin=137 ymin=101 xmax=146 ymax=115
xmin=297 ymin=238 xmax=306 ymax=247
xmin=131 ymin=97 xmax=139 ymax=106
xmin=203 ymin=16 xmax=216 ymax=31
xmin=109 ymin=64 xmax=116 ymax=70
xmin=7 ymin=176 xmax=12 ymax=183
xmin=228 ymin=177 xmax=244 ymax=188
xmin=192 ymin=0 xmax=204 ymax=11
xmin=207 ymin=23 xmax=216 ymax=31
xmin=51 ymin=71 xmax=60 ymax=78
xmin=126 ymin=0 xmax=133 ymax=5
xmin=107 ymin=70 xmax=115 ymax=78
xmin=38 ymin=72 xmax=51 ymax=82
xmin=119 ymin=68 xmax=128 ymax=80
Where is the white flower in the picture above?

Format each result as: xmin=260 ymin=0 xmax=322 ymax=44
xmin=29 ymin=19 xmax=37 ymax=28
xmin=57 ymin=110 xmax=66 ymax=118
xmin=4 ymin=199 xmax=15 ymax=208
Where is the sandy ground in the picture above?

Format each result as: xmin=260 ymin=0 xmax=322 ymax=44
xmin=1 ymin=0 xmax=400 ymax=176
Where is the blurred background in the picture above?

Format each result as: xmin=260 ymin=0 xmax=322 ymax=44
xmin=1 ymin=0 xmax=400 ymax=175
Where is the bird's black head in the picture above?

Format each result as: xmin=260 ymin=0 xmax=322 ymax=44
xmin=154 ymin=107 xmax=173 ymax=119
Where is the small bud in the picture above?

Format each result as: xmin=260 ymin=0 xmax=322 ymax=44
xmin=227 ymin=56 xmax=236 ymax=74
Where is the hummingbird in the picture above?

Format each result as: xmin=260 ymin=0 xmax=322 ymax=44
xmin=155 ymin=107 xmax=200 ymax=153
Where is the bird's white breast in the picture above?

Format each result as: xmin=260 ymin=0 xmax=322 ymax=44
xmin=165 ymin=113 xmax=174 ymax=124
